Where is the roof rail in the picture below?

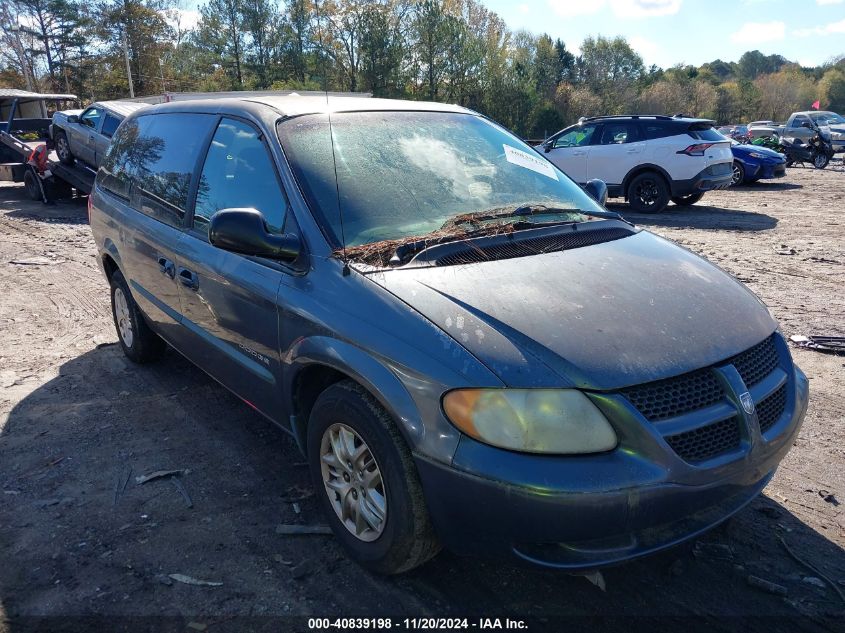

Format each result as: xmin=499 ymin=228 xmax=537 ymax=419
xmin=580 ymin=114 xmax=674 ymax=122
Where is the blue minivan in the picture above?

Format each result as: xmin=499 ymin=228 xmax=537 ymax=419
xmin=89 ymin=96 xmax=808 ymax=574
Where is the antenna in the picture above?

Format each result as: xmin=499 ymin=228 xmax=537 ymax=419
xmin=314 ymin=0 xmax=350 ymax=275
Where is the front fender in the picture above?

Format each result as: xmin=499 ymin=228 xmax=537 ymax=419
xmin=285 ymin=336 xmax=462 ymax=463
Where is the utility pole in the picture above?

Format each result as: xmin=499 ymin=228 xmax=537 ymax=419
xmin=159 ymin=58 xmax=166 ymax=93
xmin=122 ymin=31 xmax=135 ymax=98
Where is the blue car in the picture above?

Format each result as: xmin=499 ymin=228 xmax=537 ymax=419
xmin=730 ymin=142 xmax=786 ymax=186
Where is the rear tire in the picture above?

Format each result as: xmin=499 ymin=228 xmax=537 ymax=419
xmin=307 ymin=380 xmax=440 ymax=575
xmin=55 ymin=130 xmax=75 ymax=166
xmin=671 ymin=193 xmax=704 ymax=206
xmin=627 ymin=172 xmax=670 ymax=213
xmin=109 ymin=270 xmax=166 ymax=363
xmin=813 ymin=152 xmax=829 ymax=170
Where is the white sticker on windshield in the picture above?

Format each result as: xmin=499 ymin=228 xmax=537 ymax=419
xmin=503 ymin=144 xmax=558 ymax=181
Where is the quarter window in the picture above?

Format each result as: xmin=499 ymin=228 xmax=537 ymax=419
xmin=193 ymin=118 xmax=288 ymax=237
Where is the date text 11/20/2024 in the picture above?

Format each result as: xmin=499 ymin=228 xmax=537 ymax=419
xmin=307 ymin=618 xmax=528 ymax=630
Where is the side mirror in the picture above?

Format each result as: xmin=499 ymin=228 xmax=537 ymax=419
xmin=543 ymin=141 xmax=553 ymax=153
xmin=209 ymin=208 xmax=300 ymax=262
xmin=583 ymin=179 xmax=608 ymax=207
xmin=67 ymin=115 xmax=79 ymax=123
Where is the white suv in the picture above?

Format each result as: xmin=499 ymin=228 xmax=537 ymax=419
xmin=539 ymin=115 xmax=733 ymax=213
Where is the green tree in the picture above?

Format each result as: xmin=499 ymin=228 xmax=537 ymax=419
xmin=577 ymin=35 xmax=643 ymax=113
xmin=195 ymin=0 xmax=246 ymax=88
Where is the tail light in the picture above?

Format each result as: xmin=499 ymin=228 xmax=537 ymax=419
xmin=87 ymin=194 xmax=93 ymax=223
xmin=677 ymin=143 xmax=714 ymax=156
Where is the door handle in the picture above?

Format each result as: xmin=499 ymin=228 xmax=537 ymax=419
xmin=157 ymin=257 xmax=175 ymax=279
xmin=178 ymin=267 xmax=199 ymax=290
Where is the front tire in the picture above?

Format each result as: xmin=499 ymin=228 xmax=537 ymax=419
xmin=307 ymin=380 xmax=440 ymax=575
xmin=730 ymin=161 xmax=745 ymax=186
xmin=54 ymin=130 xmax=75 ymax=166
xmin=671 ymin=192 xmax=704 ymax=206
xmin=627 ymin=172 xmax=670 ymax=213
xmin=109 ymin=270 xmax=166 ymax=363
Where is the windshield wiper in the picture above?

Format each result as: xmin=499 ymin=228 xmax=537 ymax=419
xmin=383 ymin=205 xmax=629 ymax=268
xmin=440 ymin=203 xmax=626 ymax=231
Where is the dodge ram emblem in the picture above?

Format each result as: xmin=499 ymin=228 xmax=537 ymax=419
xmin=740 ymin=392 xmax=755 ymax=415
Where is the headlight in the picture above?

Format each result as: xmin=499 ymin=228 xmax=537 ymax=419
xmin=442 ymin=389 xmax=617 ymax=454
xmin=748 ymin=152 xmax=766 ymax=159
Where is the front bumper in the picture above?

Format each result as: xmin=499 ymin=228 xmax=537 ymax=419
xmin=415 ymin=365 xmax=808 ymax=570
xmin=745 ymin=160 xmax=787 ymax=180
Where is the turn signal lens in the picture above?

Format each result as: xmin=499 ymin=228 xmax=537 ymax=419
xmin=443 ymin=389 xmax=617 ymax=454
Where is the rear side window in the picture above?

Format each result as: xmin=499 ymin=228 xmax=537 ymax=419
xmin=599 ymin=122 xmax=639 ymax=144
xmin=99 ymin=113 xmax=216 ymax=225
xmin=101 ymin=114 xmax=121 ymax=139
xmin=193 ymin=118 xmax=289 ymax=237
xmin=132 ymin=114 xmax=216 ymax=225
xmin=99 ymin=117 xmax=141 ymax=199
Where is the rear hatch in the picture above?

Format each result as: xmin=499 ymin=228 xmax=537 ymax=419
xmin=685 ymin=121 xmax=733 ymax=168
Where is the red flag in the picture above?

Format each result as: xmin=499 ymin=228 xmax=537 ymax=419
xmin=811 ymin=100 xmax=820 ymax=110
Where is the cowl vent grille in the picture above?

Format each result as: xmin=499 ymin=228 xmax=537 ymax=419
xmin=432 ymin=226 xmax=634 ymax=266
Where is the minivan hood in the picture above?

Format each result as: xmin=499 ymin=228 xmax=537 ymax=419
xmin=370 ymin=231 xmax=776 ymax=390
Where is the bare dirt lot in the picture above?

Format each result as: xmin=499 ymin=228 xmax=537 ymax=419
xmin=1 ymin=165 xmax=844 ymax=633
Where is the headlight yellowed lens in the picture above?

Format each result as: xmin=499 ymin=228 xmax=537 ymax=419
xmin=443 ymin=389 xmax=617 ymax=454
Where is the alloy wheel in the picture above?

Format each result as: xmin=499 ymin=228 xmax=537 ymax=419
xmin=813 ymin=153 xmax=828 ymax=169
xmin=57 ymin=137 xmax=69 ymax=161
xmin=320 ymin=423 xmax=387 ymax=542
xmin=113 ymin=287 xmax=134 ymax=348
xmin=731 ymin=163 xmax=743 ymax=186
xmin=634 ymin=179 xmax=659 ymax=207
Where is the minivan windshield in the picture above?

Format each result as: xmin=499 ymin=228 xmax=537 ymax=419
xmin=277 ymin=111 xmax=604 ymax=249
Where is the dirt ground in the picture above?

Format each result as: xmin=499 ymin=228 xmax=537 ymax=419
xmin=0 ymin=163 xmax=843 ymax=633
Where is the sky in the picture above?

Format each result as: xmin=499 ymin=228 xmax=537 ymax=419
xmin=484 ymin=0 xmax=845 ymax=68
xmin=172 ymin=0 xmax=845 ymax=70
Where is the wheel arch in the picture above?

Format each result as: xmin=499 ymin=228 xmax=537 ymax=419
xmin=286 ymin=337 xmax=426 ymax=456
xmin=99 ymin=239 xmax=123 ymax=281
xmin=622 ymin=163 xmax=672 ymax=200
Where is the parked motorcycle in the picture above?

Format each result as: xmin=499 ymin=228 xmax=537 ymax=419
xmin=750 ymin=135 xmax=782 ymax=151
xmin=779 ymin=128 xmax=835 ymax=170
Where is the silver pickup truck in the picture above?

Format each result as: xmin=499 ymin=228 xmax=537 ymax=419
xmin=51 ymin=101 xmax=148 ymax=169
xmin=749 ymin=110 xmax=845 ymax=152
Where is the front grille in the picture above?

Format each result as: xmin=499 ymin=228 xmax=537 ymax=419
xmin=433 ymin=226 xmax=633 ymax=266
xmin=665 ymin=416 xmax=741 ymax=463
xmin=757 ymin=384 xmax=787 ymax=433
xmin=620 ymin=334 xmax=789 ymax=464
xmin=729 ymin=335 xmax=779 ymax=387
xmin=620 ymin=369 xmax=724 ymax=422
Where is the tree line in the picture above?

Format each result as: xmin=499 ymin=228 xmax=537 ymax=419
xmin=2 ymin=0 xmax=844 ymax=138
